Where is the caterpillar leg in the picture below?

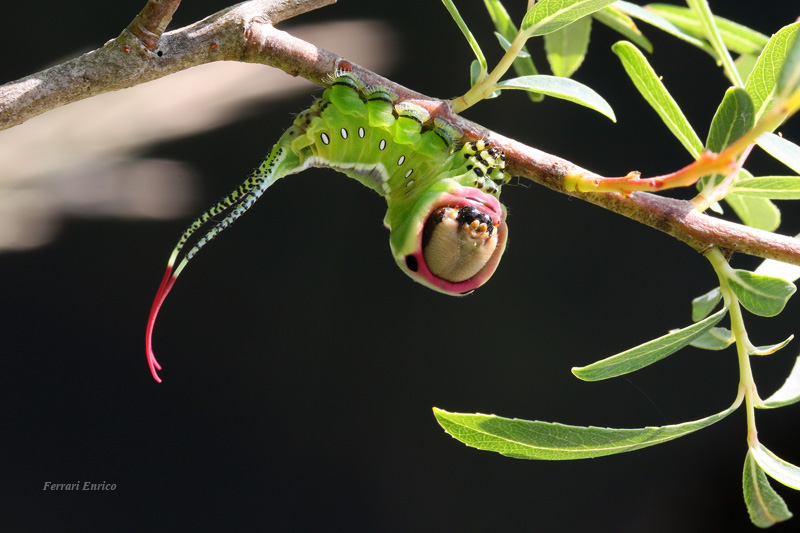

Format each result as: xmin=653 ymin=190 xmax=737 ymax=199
xmin=146 ymin=142 xmax=297 ymax=382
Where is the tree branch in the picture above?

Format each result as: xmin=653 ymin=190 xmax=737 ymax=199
xmin=1 ymin=0 xmax=799 ymax=267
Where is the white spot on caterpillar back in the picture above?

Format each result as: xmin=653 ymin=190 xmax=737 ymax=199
xmin=320 ymin=132 xmax=330 ymax=145
xmin=379 ymin=139 xmax=387 ymax=151
xmin=358 ymin=126 xmax=365 ymax=138
xmin=340 ymin=128 xmax=348 ymax=139
xmin=397 ymin=155 xmax=405 ymax=166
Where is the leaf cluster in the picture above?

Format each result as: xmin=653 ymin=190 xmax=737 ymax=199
xmin=436 ymin=0 xmax=800 ymax=527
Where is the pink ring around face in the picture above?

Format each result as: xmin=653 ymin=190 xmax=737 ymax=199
xmin=401 ymin=185 xmax=508 ymax=295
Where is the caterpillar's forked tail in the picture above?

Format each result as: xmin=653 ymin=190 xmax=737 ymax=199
xmin=146 ymin=252 xmax=187 ymax=383
xmin=144 ymin=139 xmax=299 ymax=382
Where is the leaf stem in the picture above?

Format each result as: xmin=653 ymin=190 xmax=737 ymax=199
xmin=706 ymin=247 xmax=758 ymax=443
xmin=453 ymin=30 xmax=527 ymax=112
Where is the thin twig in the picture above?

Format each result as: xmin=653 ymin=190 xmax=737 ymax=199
xmin=1 ymin=0 xmax=799 ymax=267
xmin=126 ymin=0 xmax=183 ymax=51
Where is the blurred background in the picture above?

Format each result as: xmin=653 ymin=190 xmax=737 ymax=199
xmin=3 ymin=1 xmax=800 ymax=531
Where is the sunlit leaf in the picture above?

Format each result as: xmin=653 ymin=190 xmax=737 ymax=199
xmin=706 ymin=87 xmax=754 ymax=152
xmin=757 ymin=132 xmax=800 ymax=175
xmin=494 ymin=75 xmax=615 ymax=121
xmin=572 ymin=307 xmax=727 ymax=381
xmin=684 ymin=0 xmax=742 ymax=85
xmin=689 ymin=327 xmax=733 ymax=350
xmin=734 ymin=54 xmax=759 ymax=82
xmin=732 ymin=176 xmax=800 ymax=199
xmin=724 ymin=193 xmax=780 ymax=232
xmin=592 ymin=6 xmax=652 ymax=53
xmin=442 ymin=0 xmax=487 ymax=76
xmin=544 ymin=15 xmax=592 ymax=77
xmin=433 ymin=402 xmax=738 ymax=460
xmin=726 ymin=270 xmax=796 ymax=317
xmin=749 ymin=335 xmax=793 ymax=356
xmin=647 ymin=3 xmax=768 ymax=55
xmin=692 ymin=287 xmax=721 ymax=321
xmin=743 ymin=449 xmax=793 ymax=528
xmin=614 ymin=1 xmax=714 ymax=58
xmin=777 ymin=30 xmax=800 ymax=99
xmin=745 ymin=21 xmax=800 ymax=125
xmin=701 ymin=88 xmax=754 ymax=189
xmin=754 ymin=245 xmax=800 ymax=283
xmin=750 ymin=443 xmax=800 ymax=490
xmin=760 ymin=356 xmax=800 ymax=409
xmin=612 ymin=41 xmax=703 ymax=157
xmin=521 ymin=0 xmax=619 ymax=37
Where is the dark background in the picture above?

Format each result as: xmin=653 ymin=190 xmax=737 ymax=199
xmin=4 ymin=1 xmax=800 ymax=531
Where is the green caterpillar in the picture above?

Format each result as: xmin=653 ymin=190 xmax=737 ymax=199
xmin=146 ymin=64 xmax=510 ymax=382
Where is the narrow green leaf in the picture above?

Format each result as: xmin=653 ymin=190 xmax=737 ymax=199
xmin=760 ymin=356 xmax=800 ymax=409
xmin=757 ymin=132 xmax=800 ymax=175
xmin=745 ymin=21 xmax=800 ymax=125
xmin=544 ymin=15 xmax=592 ymax=77
xmin=433 ymin=402 xmax=738 ymax=460
xmin=726 ymin=269 xmax=796 ymax=317
xmin=442 ymin=0 xmax=487 ymax=76
xmin=685 ymin=0 xmax=742 ymax=86
xmin=743 ymin=449 xmax=793 ymax=528
xmin=572 ymin=307 xmax=727 ymax=381
xmin=521 ymin=0 xmax=619 ymax=37
xmin=614 ymin=1 xmax=715 ymax=58
xmin=470 ymin=60 xmax=500 ymax=98
xmin=706 ymin=87 xmax=754 ymax=152
xmin=494 ymin=32 xmax=530 ymax=58
xmin=700 ymin=88 xmax=754 ymax=191
xmin=732 ymin=176 xmax=800 ymax=199
xmin=754 ymin=245 xmax=800 ymax=283
xmin=689 ymin=327 xmax=733 ymax=350
xmin=750 ymin=443 xmax=800 ymax=490
xmin=494 ymin=75 xmax=615 ymax=121
xmin=592 ymin=6 xmax=652 ymax=53
xmin=692 ymin=287 xmax=721 ymax=321
xmin=724 ymin=193 xmax=781 ymax=232
xmin=749 ymin=335 xmax=793 ymax=356
xmin=612 ymin=41 xmax=704 ymax=157
xmin=647 ymin=4 xmax=769 ymax=55
xmin=734 ymin=54 xmax=759 ymax=83
xmin=777 ymin=32 xmax=800 ymax=99
xmin=484 ymin=0 xmax=543 ymax=101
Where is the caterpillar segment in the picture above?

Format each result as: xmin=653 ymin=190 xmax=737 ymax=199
xmin=146 ymin=69 xmax=510 ymax=381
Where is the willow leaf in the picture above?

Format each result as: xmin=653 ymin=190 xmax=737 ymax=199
xmin=760 ymin=356 xmax=800 ymax=409
xmin=743 ymin=450 xmax=793 ymax=528
xmin=433 ymin=402 xmax=737 ymax=460
xmin=612 ymin=41 xmax=703 ymax=157
xmin=494 ymin=75 xmax=615 ymax=121
xmin=572 ymin=307 xmax=727 ymax=381
xmin=521 ymin=0 xmax=618 ymax=37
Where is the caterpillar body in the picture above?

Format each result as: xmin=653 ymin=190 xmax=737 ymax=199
xmin=146 ymin=67 xmax=510 ymax=382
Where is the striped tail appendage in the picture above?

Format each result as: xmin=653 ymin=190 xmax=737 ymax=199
xmin=146 ymin=65 xmax=510 ymax=382
xmin=146 ymin=140 xmax=298 ymax=382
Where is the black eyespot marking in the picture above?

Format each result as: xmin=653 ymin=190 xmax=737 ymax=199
xmin=405 ymin=255 xmax=419 ymax=272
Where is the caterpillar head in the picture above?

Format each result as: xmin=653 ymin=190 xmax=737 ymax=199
xmin=388 ymin=181 xmax=508 ymax=296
